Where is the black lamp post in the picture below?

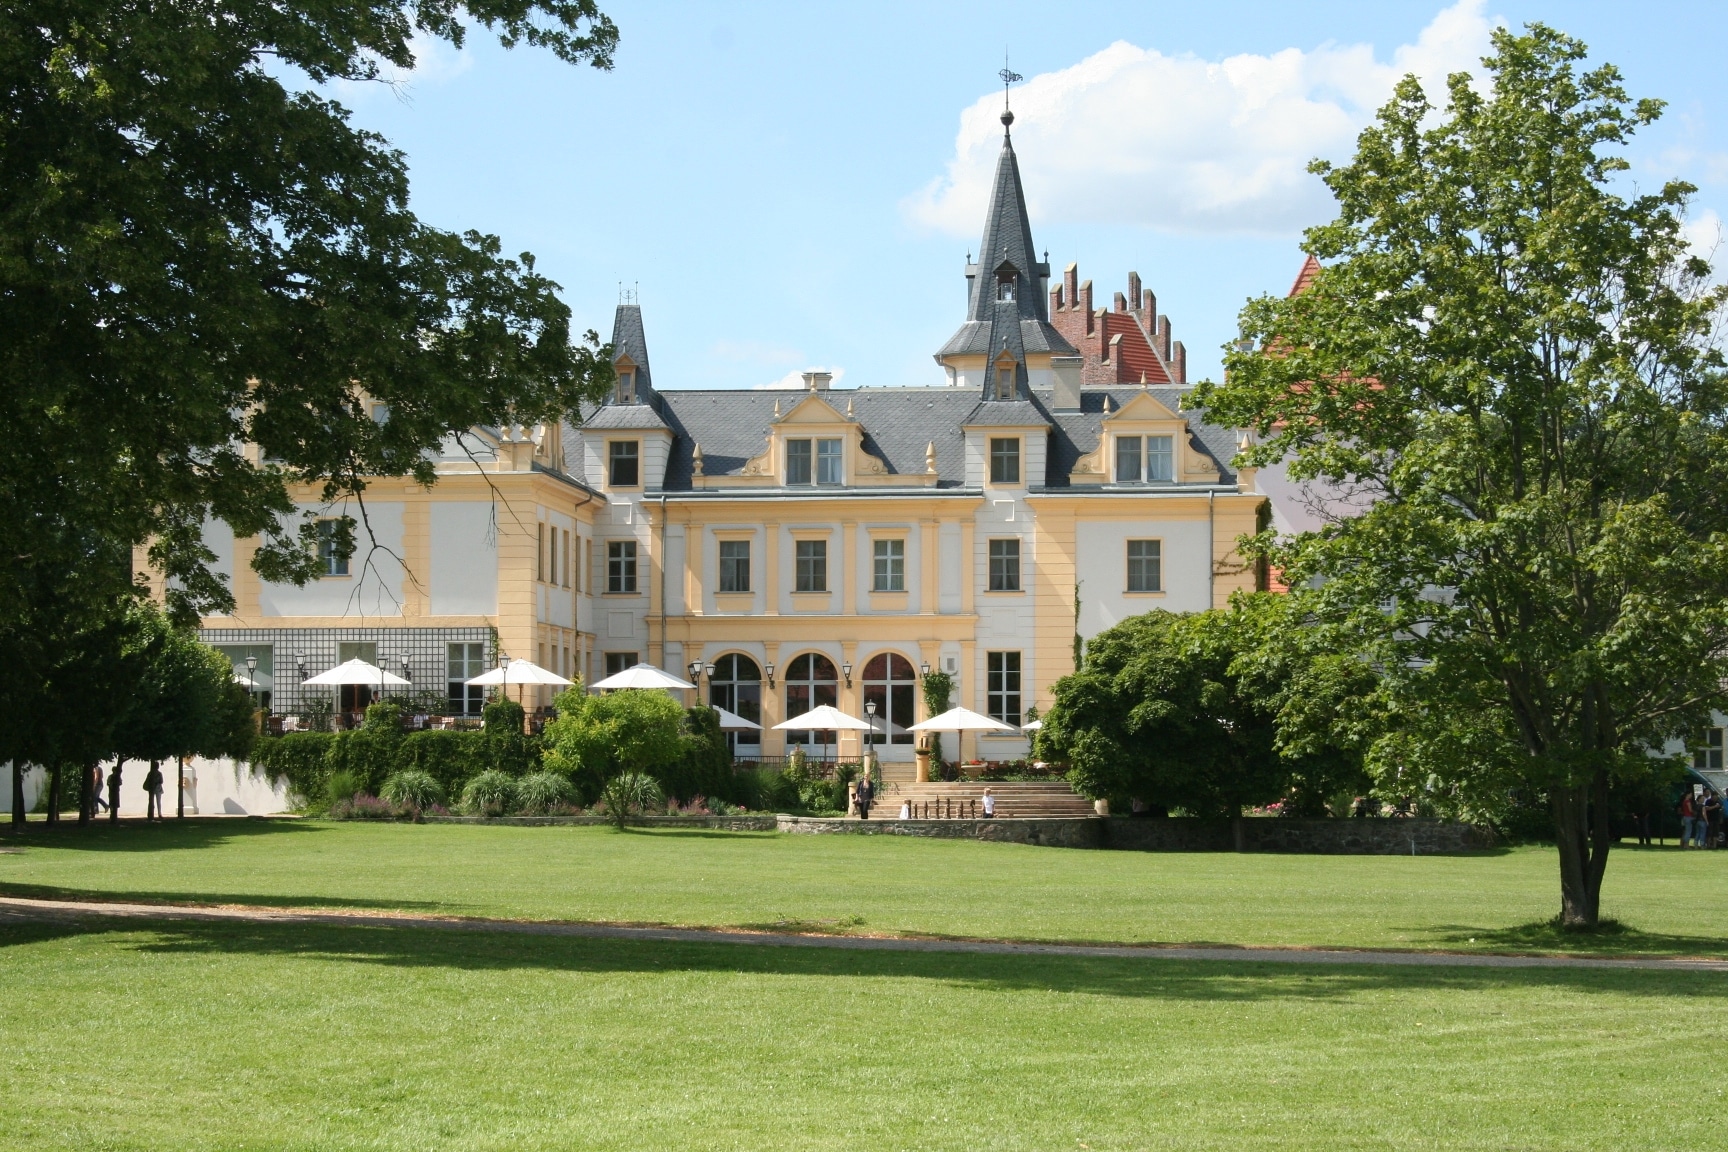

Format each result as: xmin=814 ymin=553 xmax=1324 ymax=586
xmin=919 ymin=661 xmax=931 ymax=678
xmin=841 ymin=661 xmax=853 ymax=688
xmin=764 ymin=661 xmax=776 ymax=689
xmin=245 ymin=655 xmax=258 ymax=708
xmin=864 ymin=698 xmax=877 ymax=748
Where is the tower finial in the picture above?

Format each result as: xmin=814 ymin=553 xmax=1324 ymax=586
xmin=999 ymin=56 xmax=1022 ymax=132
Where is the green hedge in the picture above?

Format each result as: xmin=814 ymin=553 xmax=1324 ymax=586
xmin=396 ymin=730 xmax=485 ymax=801
xmin=252 ymin=732 xmax=337 ymax=806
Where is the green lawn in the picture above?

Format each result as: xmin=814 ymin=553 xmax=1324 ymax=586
xmin=2 ymin=820 xmax=1725 ymax=956
xmin=0 ymin=914 xmax=1719 ymax=1151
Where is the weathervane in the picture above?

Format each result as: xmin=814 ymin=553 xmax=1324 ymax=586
xmin=999 ymin=54 xmax=1023 ymax=129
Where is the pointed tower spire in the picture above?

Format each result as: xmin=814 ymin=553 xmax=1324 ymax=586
xmin=932 ymin=65 xmax=1075 ymax=395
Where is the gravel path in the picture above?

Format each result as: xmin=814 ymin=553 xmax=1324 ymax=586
xmin=1 ymin=895 xmax=1722 ymax=972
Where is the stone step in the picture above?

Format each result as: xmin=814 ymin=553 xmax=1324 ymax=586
xmin=858 ymin=780 xmax=1096 ymax=819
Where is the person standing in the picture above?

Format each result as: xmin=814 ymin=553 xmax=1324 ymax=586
xmin=107 ymin=763 xmax=123 ymax=822
xmin=1679 ymin=792 xmax=1698 ymax=848
xmin=856 ymin=773 xmax=873 ymax=821
xmin=143 ymin=762 xmax=164 ymax=822
xmin=1704 ymin=791 xmax=1724 ymax=850
xmin=91 ymin=765 xmax=107 ymax=815
xmin=982 ymin=787 xmax=996 ymax=819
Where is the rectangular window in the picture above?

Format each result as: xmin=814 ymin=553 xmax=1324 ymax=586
xmin=719 ymin=540 xmax=751 ymax=593
xmin=795 ymin=539 xmax=828 ymax=592
xmin=987 ymin=651 xmax=1022 ymax=726
xmin=537 ymin=523 xmax=545 ymax=583
xmin=816 ymin=438 xmax=843 ymax=484
xmin=995 ymin=365 xmax=1015 ymax=401
xmin=607 ymin=540 xmax=638 ymax=594
xmin=605 ymin=652 xmax=638 ymax=676
xmin=1126 ymin=539 xmax=1163 ymax=593
xmin=1115 ymin=436 xmax=1142 ymax=483
xmin=316 ymin=519 xmax=350 ymax=577
xmin=447 ymin=642 xmax=486 ymax=716
xmin=616 ymin=370 xmax=634 ymax=405
xmin=989 ymin=437 xmax=1021 ymax=484
xmin=872 ymin=539 xmax=905 ymax=592
xmin=609 ymin=440 xmax=640 ymax=486
xmin=1146 ymin=435 xmax=1174 ymax=482
xmin=786 ymin=439 xmax=812 ymax=485
xmin=1695 ymin=727 xmax=1725 ymax=772
xmin=562 ymin=529 xmax=571 ymax=589
xmin=583 ymin=538 xmax=591 ymax=593
xmin=988 ymin=538 xmax=1021 ymax=592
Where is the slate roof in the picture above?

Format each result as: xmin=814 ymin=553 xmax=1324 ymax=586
xmin=610 ymin=304 xmax=655 ymax=397
xmin=935 ymin=117 xmax=1076 ymax=365
xmin=617 ymin=385 xmax=1238 ymax=492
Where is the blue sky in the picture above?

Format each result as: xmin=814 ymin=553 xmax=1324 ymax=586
xmin=330 ymin=0 xmax=1728 ymax=391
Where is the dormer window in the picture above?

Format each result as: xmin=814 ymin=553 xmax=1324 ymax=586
xmin=817 ymin=439 xmax=842 ymax=484
xmin=786 ymin=438 xmax=842 ymax=485
xmin=997 ymin=278 xmax=1016 ymax=302
xmin=1115 ymin=435 xmax=1174 ymax=483
xmin=615 ymin=370 xmax=635 ymax=405
xmin=993 ymin=364 xmax=1016 ymax=401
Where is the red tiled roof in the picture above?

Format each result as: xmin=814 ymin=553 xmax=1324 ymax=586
xmin=1288 ymin=254 xmax=1321 ymax=297
xmin=1102 ymin=312 xmax=1172 ymax=384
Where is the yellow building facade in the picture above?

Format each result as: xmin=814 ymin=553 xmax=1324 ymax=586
xmin=183 ymin=113 xmax=1267 ymax=774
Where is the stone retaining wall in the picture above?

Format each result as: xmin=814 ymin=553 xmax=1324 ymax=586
xmin=424 ymin=815 xmax=778 ymax=831
xmin=781 ymin=815 xmax=1494 ymax=854
xmin=777 ymin=815 xmax=1101 ymax=848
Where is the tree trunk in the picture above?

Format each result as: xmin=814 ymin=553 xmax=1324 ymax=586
xmin=11 ymin=761 xmax=23 ymax=827
xmin=45 ymin=766 xmax=60 ymax=825
xmin=1551 ymin=770 xmax=1612 ymax=927
xmin=108 ymin=761 xmax=122 ymax=822
xmin=176 ymin=755 xmax=184 ymax=819
xmin=77 ymin=761 xmax=92 ymax=826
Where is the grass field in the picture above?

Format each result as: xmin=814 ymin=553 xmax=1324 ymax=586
xmin=1 ymin=914 xmax=1722 ymax=1151
xmin=3 ymin=822 xmax=1724 ymax=1150
xmin=1 ymin=819 xmax=1725 ymax=956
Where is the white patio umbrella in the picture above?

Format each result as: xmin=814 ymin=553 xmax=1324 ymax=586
xmin=231 ymin=671 xmax=259 ymax=689
xmin=589 ymin=662 xmax=697 ymax=691
xmin=463 ymin=658 xmax=573 ymax=689
xmin=909 ymin=705 xmax=1016 ymax=766
xmin=772 ymin=703 xmax=873 ymax=761
xmin=301 ymin=658 xmax=410 ymax=688
xmin=711 ymin=705 xmax=762 ymax=731
xmin=1021 ymin=719 xmax=1043 ymax=731
xmin=770 ymin=704 xmax=873 ymax=732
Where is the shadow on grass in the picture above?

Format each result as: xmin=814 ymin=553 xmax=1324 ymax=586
xmin=0 ymin=818 xmax=320 ymax=854
xmin=1414 ymin=920 xmax=1728 ymax=959
xmin=1 ymin=914 xmax=1722 ymax=1002
xmin=0 ymin=880 xmax=454 ymax=913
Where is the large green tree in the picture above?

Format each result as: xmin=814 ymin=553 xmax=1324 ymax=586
xmin=2 ymin=0 xmax=616 ymax=781
xmin=1039 ymin=600 xmax=1371 ymax=819
xmin=1194 ymin=26 xmax=1728 ymax=925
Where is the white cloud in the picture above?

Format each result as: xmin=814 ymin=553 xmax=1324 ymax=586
xmin=906 ymin=1 xmax=1498 ymax=238
xmin=754 ymin=368 xmax=847 ymax=390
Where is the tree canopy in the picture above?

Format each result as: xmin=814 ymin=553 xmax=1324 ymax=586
xmin=1039 ymin=600 xmax=1371 ymax=818
xmin=1192 ymin=25 xmax=1728 ymax=925
xmin=1 ymin=0 xmax=616 ymax=614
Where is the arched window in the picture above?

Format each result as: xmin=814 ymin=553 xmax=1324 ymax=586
xmin=783 ymin=653 xmax=838 ymax=751
xmin=708 ymin=653 xmax=761 ymax=752
xmin=862 ymin=653 xmax=916 ymax=746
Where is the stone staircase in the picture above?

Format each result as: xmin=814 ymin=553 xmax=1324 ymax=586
xmin=860 ymin=780 xmax=1097 ymax=820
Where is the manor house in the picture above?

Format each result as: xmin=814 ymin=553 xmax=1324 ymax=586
xmin=183 ymin=107 xmax=1269 ymax=769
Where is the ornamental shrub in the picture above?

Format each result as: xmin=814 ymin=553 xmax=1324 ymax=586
xmin=481 ymin=697 xmax=534 ymax=775
xmin=514 ymin=771 xmax=577 ymax=815
xmin=461 ymin=769 xmax=517 ymax=817
xmin=380 ymin=770 xmax=444 ymax=812
xmin=542 ymin=688 xmax=685 ymax=802
xmin=394 ymin=729 xmax=484 ymax=800
xmin=324 ymin=769 xmax=364 ymax=812
xmin=595 ymin=771 xmax=663 ymax=828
